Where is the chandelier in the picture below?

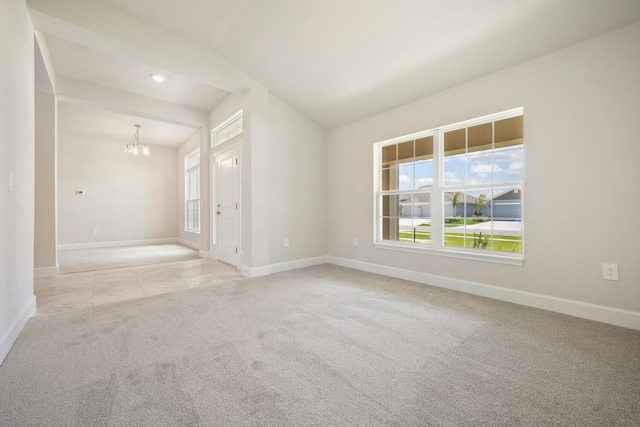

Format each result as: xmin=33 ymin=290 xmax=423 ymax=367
xmin=124 ymin=124 xmax=150 ymax=156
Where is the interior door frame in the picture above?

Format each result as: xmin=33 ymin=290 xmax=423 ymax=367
xmin=210 ymin=139 xmax=243 ymax=267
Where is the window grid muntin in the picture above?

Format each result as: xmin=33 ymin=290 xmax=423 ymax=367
xmin=439 ymin=115 xmax=523 ymax=253
xmin=378 ymin=134 xmax=434 ymax=246
xmin=376 ymin=108 xmax=523 ymax=258
xmin=185 ymin=149 xmax=201 ymax=233
xmin=212 ymin=111 xmax=243 ymax=147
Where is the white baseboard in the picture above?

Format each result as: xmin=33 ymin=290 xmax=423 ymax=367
xmin=240 ymin=256 xmax=327 ymax=278
xmin=270 ymin=256 xmax=328 ymax=274
xmin=34 ymin=264 xmax=58 ymax=279
xmin=0 ymin=295 xmax=36 ymax=365
xmin=198 ymin=250 xmax=210 ymax=258
xmin=58 ymin=238 xmax=179 ymax=251
xmin=177 ymin=238 xmax=200 ymax=250
xmin=241 ymin=265 xmax=271 ymax=278
xmin=326 ymin=256 xmax=640 ymax=331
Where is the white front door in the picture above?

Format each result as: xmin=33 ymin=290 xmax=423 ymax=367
xmin=215 ymin=145 xmax=242 ymax=266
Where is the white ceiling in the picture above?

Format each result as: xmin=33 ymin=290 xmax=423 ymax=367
xmin=57 ymin=102 xmax=199 ymax=147
xmin=36 ymin=0 xmax=640 ymax=132
xmin=46 ymin=35 xmax=230 ymax=112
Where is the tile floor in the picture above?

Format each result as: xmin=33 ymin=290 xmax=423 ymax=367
xmin=34 ymin=258 xmax=245 ymax=316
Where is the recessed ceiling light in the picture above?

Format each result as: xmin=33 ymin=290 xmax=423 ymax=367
xmin=150 ymin=74 xmax=165 ymax=82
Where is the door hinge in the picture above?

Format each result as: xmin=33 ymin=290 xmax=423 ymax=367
xmin=235 ymin=247 xmax=238 ymax=254
xmin=235 ymin=158 xmax=238 ymax=165
xmin=235 ymin=203 xmax=238 ymax=209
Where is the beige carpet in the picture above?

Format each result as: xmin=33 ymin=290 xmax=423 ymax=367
xmin=2 ymin=264 xmax=639 ymax=426
xmin=57 ymin=243 xmax=201 ymax=274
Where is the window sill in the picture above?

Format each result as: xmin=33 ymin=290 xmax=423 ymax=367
xmin=374 ymin=242 xmax=524 ymax=266
xmin=184 ymin=230 xmax=201 ymax=235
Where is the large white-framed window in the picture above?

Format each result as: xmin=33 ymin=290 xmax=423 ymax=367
xmin=185 ymin=149 xmax=200 ymax=233
xmin=374 ymin=107 xmax=524 ymax=264
xmin=212 ymin=110 xmax=243 ymax=147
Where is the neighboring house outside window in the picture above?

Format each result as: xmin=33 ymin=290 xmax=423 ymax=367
xmin=375 ymin=108 xmax=524 ymax=264
xmin=185 ymin=149 xmax=200 ymax=233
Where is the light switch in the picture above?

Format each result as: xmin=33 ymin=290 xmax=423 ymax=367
xmin=8 ymin=172 xmax=14 ymax=192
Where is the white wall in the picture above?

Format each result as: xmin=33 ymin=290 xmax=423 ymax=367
xmin=209 ymin=93 xmax=243 ymax=132
xmin=243 ymin=88 xmax=271 ymax=270
xmin=0 ymin=0 xmax=36 ymax=364
xmin=177 ymin=131 xmax=201 ymax=247
xmin=209 ymin=93 xmax=243 ymax=260
xmin=34 ymin=90 xmax=57 ymax=272
xmin=269 ymin=94 xmax=326 ymax=264
xmin=326 ymin=23 xmax=640 ymax=313
xmin=208 ymin=92 xmax=325 ymax=270
xmin=34 ymin=36 xmax=57 ymax=276
xmin=57 ymin=132 xmax=179 ymax=245
xmin=208 ymin=90 xmax=274 ymax=271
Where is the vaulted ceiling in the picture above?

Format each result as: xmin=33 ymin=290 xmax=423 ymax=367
xmin=29 ymin=0 xmax=640 ymax=146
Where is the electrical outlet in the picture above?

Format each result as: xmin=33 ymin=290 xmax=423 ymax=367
xmin=284 ymin=238 xmax=289 ymax=248
xmin=92 ymin=228 xmax=98 ymax=235
xmin=602 ymin=263 xmax=619 ymax=281
xmin=353 ymin=237 xmax=358 ymax=247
